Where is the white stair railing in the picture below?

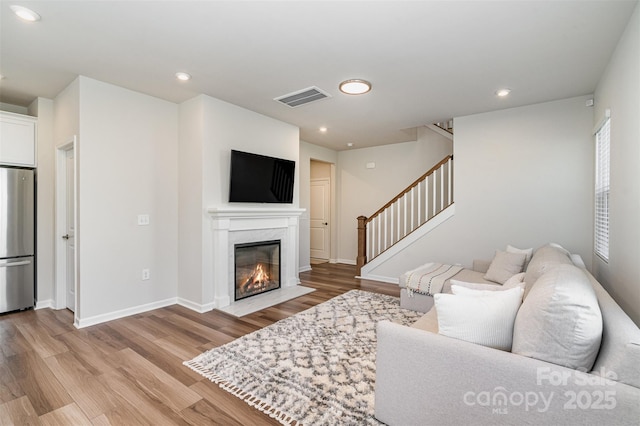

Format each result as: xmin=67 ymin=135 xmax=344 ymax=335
xmin=357 ymin=155 xmax=453 ymax=273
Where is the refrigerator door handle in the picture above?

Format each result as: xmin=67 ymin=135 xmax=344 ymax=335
xmin=0 ymin=260 xmax=32 ymax=267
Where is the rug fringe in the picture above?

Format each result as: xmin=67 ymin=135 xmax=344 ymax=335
xmin=183 ymin=360 xmax=299 ymax=425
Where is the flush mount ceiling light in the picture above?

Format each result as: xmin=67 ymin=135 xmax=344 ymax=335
xmin=10 ymin=5 xmax=41 ymax=22
xmin=319 ymin=127 xmax=328 ymax=133
xmin=339 ymin=79 xmax=372 ymax=95
xmin=496 ymin=88 xmax=511 ymax=97
xmin=175 ymin=72 xmax=191 ymax=81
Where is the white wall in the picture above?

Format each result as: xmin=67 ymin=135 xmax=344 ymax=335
xmin=178 ymin=96 xmax=205 ymax=305
xmin=592 ymin=3 xmax=640 ymax=325
xmin=178 ymin=94 xmax=300 ymax=309
xmin=28 ymin=98 xmax=55 ymax=306
xmin=53 ymin=78 xmax=80 ymax=149
xmin=76 ymin=77 xmax=179 ymax=323
xmin=199 ymin=95 xmax=300 ymax=207
xmin=53 ymin=78 xmax=80 ymax=316
xmin=299 ymin=141 xmax=338 ymax=270
xmin=369 ymin=96 xmax=594 ymax=279
xmin=336 ymin=126 xmax=453 ymax=263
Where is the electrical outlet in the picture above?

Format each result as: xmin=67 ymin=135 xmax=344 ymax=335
xmin=142 ymin=269 xmax=150 ymax=280
xmin=137 ymin=214 xmax=150 ymax=225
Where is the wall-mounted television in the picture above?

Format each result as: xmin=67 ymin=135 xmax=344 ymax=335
xmin=229 ymin=150 xmax=295 ymax=203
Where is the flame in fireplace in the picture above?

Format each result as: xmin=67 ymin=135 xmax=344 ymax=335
xmin=235 ymin=241 xmax=281 ymax=301
xmin=252 ymin=264 xmax=269 ymax=284
xmin=240 ymin=263 xmax=272 ymax=296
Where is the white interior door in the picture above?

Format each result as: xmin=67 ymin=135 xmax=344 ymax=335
xmin=64 ymin=149 xmax=76 ymax=312
xmin=310 ymin=178 xmax=330 ymax=260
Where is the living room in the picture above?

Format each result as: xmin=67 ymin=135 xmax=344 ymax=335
xmin=0 ymin=1 xmax=639 ymax=424
xmin=0 ymin=0 xmax=636 ymax=328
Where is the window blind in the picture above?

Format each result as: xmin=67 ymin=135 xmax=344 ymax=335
xmin=595 ymin=118 xmax=610 ymax=261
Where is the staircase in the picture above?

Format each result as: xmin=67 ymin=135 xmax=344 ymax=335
xmin=357 ymin=154 xmax=454 ymax=276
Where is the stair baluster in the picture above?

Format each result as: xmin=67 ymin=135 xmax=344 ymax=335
xmin=357 ymin=155 xmax=453 ymax=275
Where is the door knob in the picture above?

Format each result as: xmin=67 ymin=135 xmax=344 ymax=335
xmin=62 ymin=234 xmax=70 ymax=240
xmin=323 ymin=222 xmax=328 ymax=225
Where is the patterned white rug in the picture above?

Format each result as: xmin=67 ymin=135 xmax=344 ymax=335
xmin=184 ymin=289 xmax=422 ymax=425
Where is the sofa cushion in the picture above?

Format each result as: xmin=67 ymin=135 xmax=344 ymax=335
xmin=512 ymin=264 xmax=602 ymax=371
xmin=523 ymin=243 xmax=573 ymax=299
xmin=451 ymin=272 xmax=525 ymax=292
xmin=434 ymin=286 xmax=524 ymax=351
xmin=411 ymin=307 xmax=439 ymax=333
xmin=484 ymin=250 xmax=527 ymax=284
xmin=442 ymin=269 xmax=495 ymax=292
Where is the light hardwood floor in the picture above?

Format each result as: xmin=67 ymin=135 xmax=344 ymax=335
xmin=0 ymin=263 xmax=399 ymax=425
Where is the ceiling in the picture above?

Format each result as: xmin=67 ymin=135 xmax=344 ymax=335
xmin=0 ymin=1 xmax=636 ymax=151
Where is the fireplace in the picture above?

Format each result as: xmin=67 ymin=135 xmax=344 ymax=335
xmin=234 ymin=240 xmax=281 ymax=301
xmin=207 ymin=207 xmax=306 ymax=311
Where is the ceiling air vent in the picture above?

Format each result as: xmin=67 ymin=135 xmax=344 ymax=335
xmin=274 ymin=86 xmax=331 ymax=108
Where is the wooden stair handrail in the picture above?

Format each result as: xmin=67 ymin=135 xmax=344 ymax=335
xmin=365 ymin=155 xmax=453 ymax=224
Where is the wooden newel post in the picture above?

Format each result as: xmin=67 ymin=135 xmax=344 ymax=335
xmin=357 ymin=216 xmax=367 ymax=275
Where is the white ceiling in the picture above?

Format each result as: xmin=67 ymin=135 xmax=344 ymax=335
xmin=0 ymin=0 xmax=636 ymax=150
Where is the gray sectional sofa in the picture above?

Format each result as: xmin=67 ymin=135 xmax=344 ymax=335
xmin=375 ymin=244 xmax=640 ymax=425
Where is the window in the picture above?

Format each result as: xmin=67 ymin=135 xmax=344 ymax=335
xmin=594 ymin=117 xmax=610 ymax=261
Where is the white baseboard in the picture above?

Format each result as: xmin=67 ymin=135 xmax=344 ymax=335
xmin=299 ymin=265 xmax=312 ymax=273
xmin=335 ymin=258 xmax=356 ymax=265
xmin=74 ymin=297 xmax=178 ymax=329
xmin=35 ymin=299 xmax=55 ymax=310
xmin=177 ymin=297 xmax=215 ymax=313
xmin=357 ymin=274 xmax=399 ymax=284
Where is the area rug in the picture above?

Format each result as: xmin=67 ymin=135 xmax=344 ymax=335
xmin=184 ymin=289 xmax=423 ymax=425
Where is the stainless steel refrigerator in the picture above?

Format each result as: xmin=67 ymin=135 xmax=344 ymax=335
xmin=1 ymin=166 xmax=35 ymax=313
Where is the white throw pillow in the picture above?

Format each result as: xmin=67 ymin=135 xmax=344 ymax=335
xmin=506 ymin=245 xmax=533 ymax=266
xmin=435 ymin=286 xmax=524 ymax=351
xmin=503 ymin=272 xmax=526 ymax=288
xmin=512 ymin=264 xmax=602 ymax=370
xmin=484 ymin=250 xmax=527 ymax=284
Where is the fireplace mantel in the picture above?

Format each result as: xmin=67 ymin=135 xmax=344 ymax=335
xmin=207 ymin=206 xmax=306 ymax=220
xmin=207 ymin=207 xmax=305 ymax=309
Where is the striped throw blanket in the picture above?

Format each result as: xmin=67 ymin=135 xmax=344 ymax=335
xmin=402 ymin=263 xmax=463 ymax=296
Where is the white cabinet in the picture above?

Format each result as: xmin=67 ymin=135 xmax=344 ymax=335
xmin=0 ymin=111 xmax=37 ymax=167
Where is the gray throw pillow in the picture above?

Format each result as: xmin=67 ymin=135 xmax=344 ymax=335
xmin=483 ymin=250 xmax=527 ymax=284
xmin=512 ymin=264 xmax=603 ymax=371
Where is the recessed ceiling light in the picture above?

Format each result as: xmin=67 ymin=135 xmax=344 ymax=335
xmin=339 ymin=79 xmax=372 ymax=95
xmin=175 ymin=72 xmax=191 ymax=81
xmin=319 ymin=127 xmax=328 ymax=133
xmin=347 ymin=143 xmax=354 ymax=147
xmin=496 ymin=88 xmax=511 ymax=97
xmin=10 ymin=5 xmax=41 ymax=22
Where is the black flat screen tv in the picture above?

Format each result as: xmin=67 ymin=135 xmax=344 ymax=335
xmin=229 ymin=150 xmax=295 ymax=203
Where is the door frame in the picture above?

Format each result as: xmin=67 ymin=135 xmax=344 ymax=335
xmin=308 ymin=159 xmax=336 ymax=264
xmin=54 ymin=136 xmax=78 ymax=321
xmin=310 ymin=177 xmax=331 ymax=261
